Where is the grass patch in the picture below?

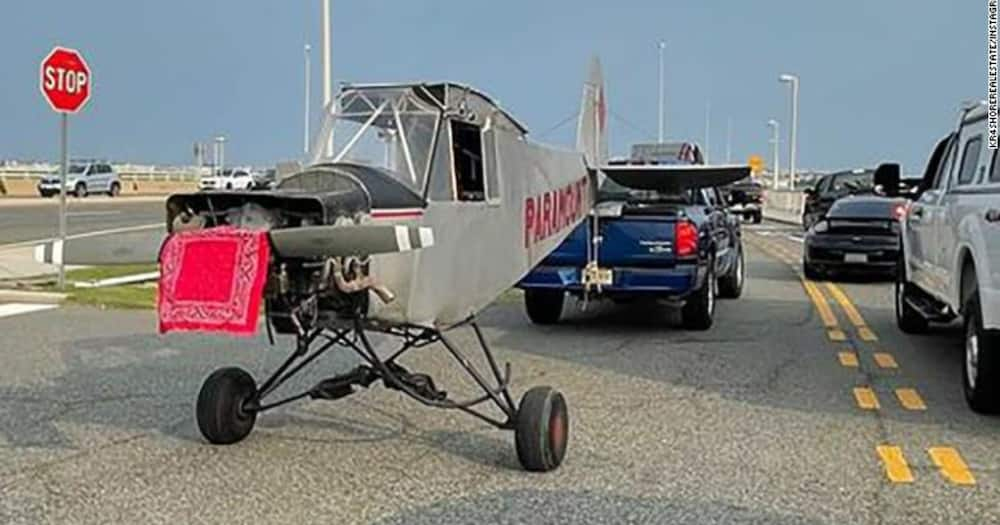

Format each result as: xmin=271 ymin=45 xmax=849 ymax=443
xmin=40 ymin=264 xmax=159 ymax=310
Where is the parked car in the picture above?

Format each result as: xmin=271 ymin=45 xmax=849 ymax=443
xmin=895 ymin=101 xmax=1000 ymax=413
xmin=801 ymin=169 xmax=875 ymax=230
xmin=199 ymin=168 xmax=257 ymax=191
xmin=37 ymin=162 xmax=121 ymax=198
xmin=518 ymin=156 xmax=746 ymax=331
xmin=723 ymin=178 xmax=766 ymax=223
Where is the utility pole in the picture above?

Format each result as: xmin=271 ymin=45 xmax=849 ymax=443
xmin=304 ymin=44 xmax=312 ymax=155
xmin=779 ymin=74 xmax=799 ymax=189
xmin=658 ymin=40 xmax=666 ymax=143
xmin=725 ymin=117 xmax=733 ymax=163
xmin=321 ymin=0 xmax=334 ymax=157
xmin=704 ymin=102 xmax=711 ymax=163
xmin=768 ymin=119 xmax=780 ymax=189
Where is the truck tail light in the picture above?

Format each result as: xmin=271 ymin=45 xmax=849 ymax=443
xmin=675 ymin=221 xmax=698 ymax=257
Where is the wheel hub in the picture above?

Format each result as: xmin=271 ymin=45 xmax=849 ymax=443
xmin=967 ymin=326 xmax=980 ymax=390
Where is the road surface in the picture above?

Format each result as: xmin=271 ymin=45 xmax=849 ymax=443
xmin=0 ymin=197 xmax=166 ymax=246
xmin=0 ymin=222 xmax=997 ymax=524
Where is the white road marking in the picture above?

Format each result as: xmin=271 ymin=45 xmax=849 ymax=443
xmin=0 ymin=222 xmax=163 ymax=252
xmin=394 ymin=225 xmax=412 ymax=251
xmin=0 ymin=303 xmax=58 ymax=319
xmin=787 ymin=235 xmax=805 ymax=244
xmin=418 ymin=227 xmax=435 ymax=247
xmin=66 ymin=211 xmax=122 ymax=217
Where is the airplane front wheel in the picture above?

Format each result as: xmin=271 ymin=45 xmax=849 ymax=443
xmin=515 ymin=386 xmax=569 ymax=472
xmin=196 ymin=367 xmax=258 ymax=445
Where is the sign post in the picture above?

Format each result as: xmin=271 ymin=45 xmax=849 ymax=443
xmin=40 ymin=46 xmax=92 ymax=290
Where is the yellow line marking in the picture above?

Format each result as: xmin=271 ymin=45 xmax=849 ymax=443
xmin=828 ymin=329 xmax=847 ymax=342
xmin=838 ymin=351 xmax=859 ymax=367
xmin=873 ymin=353 xmax=899 ymax=369
xmin=895 ymin=388 xmax=927 ymax=411
xmin=858 ymin=326 xmax=879 ymax=342
xmin=802 ymin=280 xmax=839 ymax=329
xmin=853 ymin=387 xmax=880 ymax=410
xmin=877 ymin=445 xmax=915 ymax=483
xmin=928 ymin=447 xmax=976 ymax=486
xmin=824 ymin=283 xmax=866 ymax=327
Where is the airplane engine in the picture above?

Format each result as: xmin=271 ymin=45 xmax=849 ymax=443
xmin=165 ymin=166 xmax=382 ymax=334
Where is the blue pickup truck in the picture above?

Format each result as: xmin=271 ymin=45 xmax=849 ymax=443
xmin=518 ymin=152 xmax=749 ymax=330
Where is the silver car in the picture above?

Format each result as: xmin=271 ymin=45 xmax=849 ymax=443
xmin=37 ymin=162 xmax=122 ymax=198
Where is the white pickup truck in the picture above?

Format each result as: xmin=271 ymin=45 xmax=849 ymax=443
xmin=895 ymin=102 xmax=1000 ymax=413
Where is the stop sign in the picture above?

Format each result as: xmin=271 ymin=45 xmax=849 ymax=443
xmin=40 ymin=46 xmax=91 ymax=114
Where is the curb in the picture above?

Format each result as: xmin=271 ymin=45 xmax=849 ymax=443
xmin=0 ymin=289 xmax=67 ymax=304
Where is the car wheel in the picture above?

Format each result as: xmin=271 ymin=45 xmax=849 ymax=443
xmin=963 ymin=293 xmax=1000 ymax=414
xmin=524 ymin=289 xmax=564 ymax=325
xmin=895 ymin=275 xmax=928 ymax=334
xmin=196 ymin=367 xmax=258 ymax=444
xmin=682 ymin=264 xmax=715 ymax=330
xmin=108 ymin=182 xmax=121 ymax=197
xmin=718 ymin=247 xmax=745 ymax=299
xmin=226 ymin=183 xmax=233 ymax=190
xmin=74 ymin=183 xmax=87 ymax=198
xmin=803 ymin=260 xmax=822 ymax=281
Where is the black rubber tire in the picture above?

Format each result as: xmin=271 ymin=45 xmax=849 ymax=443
xmin=895 ymin=277 xmax=928 ymax=334
xmin=108 ymin=182 xmax=121 ymax=197
xmin=515 ymin=386 xmax=569 ymax=472
xmin=718 ymin=247 xmax=745 ymax=299
xmin=74 ymin=183 xmax=87 ymax=198
xmin=963 ymin=294 xmax=1000 ymax=414
xmin=751 ymin=211 xmax=763 ymax=224
xmin=682 ymin=264 xmax=716 ymax=330
xmin=803 ymin=260 xmax=822 ymax=281
xmin=225 ymin=183 xmax=233 ymax=190
xmin=196 ymin=367 xmax=258 ymax=445
xmin=524 ymin=289 xmax=564 ymax=325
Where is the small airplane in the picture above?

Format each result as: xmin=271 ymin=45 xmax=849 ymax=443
xmin=35 ymin=57 xmax=749 ymax=472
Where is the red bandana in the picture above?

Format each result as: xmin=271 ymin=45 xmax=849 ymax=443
xmin=157 ymin=226 xmax=270 ymax=336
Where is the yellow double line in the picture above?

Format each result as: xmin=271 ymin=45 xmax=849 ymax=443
xmin=877 ymin=445 xmax=976 ymax=485
xmin=801 ymin=279 xmax=878 ymax=342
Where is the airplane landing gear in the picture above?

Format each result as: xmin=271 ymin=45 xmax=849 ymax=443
xmin=196 ymin=367 xmax=258 ymax=445
xmin=194 ymin=312 xmax=570 ymax=472
xmin=515 ymin=386 xmax=569 ymax=472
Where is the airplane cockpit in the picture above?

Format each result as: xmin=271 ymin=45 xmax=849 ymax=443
xmin=314 ymin=83 xmax=527 ymax=205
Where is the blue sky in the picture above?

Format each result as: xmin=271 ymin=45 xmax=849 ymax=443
xmin=0 ymin=1 xmax=984 ymax=173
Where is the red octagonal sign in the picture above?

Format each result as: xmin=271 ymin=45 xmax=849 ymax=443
xmin=40 ymin=46 xmax=91 ymax=114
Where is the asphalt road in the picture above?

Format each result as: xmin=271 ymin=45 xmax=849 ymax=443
xmin=0 ymin=197 xmax=166 ymax=245
xmin=0 ymin=221 xmax=998 ymax=524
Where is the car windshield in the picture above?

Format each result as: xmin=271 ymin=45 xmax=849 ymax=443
xmin=830 ymin=172 xmax=874 ymax=194
xmin=68 ymin=165 xmax=86 ymax=174
xmin=314 ymin=86 xmax=440 ymax=194
xmin=597 ymin=176 xmax=694 ymax=203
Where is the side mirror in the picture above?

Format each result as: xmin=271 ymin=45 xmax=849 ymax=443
xmin=874 ymin=163 xmax=901 ymax=197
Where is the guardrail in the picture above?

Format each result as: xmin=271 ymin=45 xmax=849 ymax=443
xmin=763 ymin=189 xmax=805 ymax=226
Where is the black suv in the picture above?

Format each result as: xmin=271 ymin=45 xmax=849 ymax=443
xmin=801 ymin=169 xmax=874 ymax=230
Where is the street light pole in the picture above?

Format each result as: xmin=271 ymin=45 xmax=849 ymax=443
xmin=658 ymin=40 xmax=666 ymax=143
xmin=321 ymin=0 xmax=334 ymax=158
xmin=215 ymin=136 xmax=226 ymax=175
xmin=779 ymin=74 xmax=799 ymax=189
xmin=767 ymin=119 xmax=780 ymax=190
xmin=704 ymin=101 xmax=711 ymax=163
xmin=725 ymin=117 xmax=733 ymax=163
xmin=304 ymin=44 xmax=312 ymax=155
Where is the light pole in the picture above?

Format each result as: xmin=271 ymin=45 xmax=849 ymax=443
xmin=321 ymin=0 xmax=334 ymax=157
xmin=214 ymin=136 xmax=226 ymax=175
xmin=304 ymin=44 xmax=312 ymax=155
xmin=725 ymin=117 xmax=733 ymax=163
xmin=704 ymin=101 xmax=711 ymax=163
xmin=658 ymin=40 xmax=666 ymax=143
xmin=779 ymin=73 xmax=799 ymax=189
xmin=767 ymin=119 xmax=780 ymax=189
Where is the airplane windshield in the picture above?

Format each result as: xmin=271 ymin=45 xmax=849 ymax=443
xmin=317 ymin=87 xmax=440 ymax=195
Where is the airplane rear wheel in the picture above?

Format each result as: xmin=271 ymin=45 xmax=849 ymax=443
xmin=196 ymin=367 xmax=258 ymax=445
xmin=515 ymin=386 xmax=568 ymax=472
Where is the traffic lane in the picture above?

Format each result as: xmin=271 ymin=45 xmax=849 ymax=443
xmin=0 ymin=198 xmax=165 ymax=245
xmin=746 ymin=226 xmax=1000 ymax=523
xmin=0 ymin=249 xmax=893 ymax=524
